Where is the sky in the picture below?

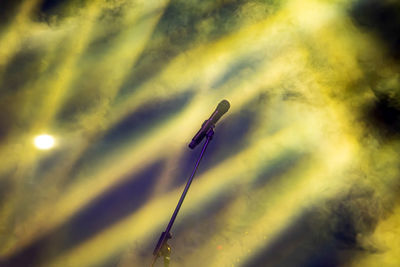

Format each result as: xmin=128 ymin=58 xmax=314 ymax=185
xmin=0 ymin=0 xmax=400 ymax=266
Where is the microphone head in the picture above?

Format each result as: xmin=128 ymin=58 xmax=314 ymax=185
xmin=217 ymin=99 xmax=230 ymax=114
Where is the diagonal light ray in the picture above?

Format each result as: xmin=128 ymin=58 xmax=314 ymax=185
xmin=0 ymin=0 xmax=41 ymax=71
xmin=46 ymin=103 xmax=358 ymax=267
xmin=0 ymin=0 xmax=367 ymax=257
xmin=27 ymin=0 xmax=172 ymax=192
xmin=0 ymin=0 xmax=168 ymax=257
xmin=1 ymin=0 xmax=400 ymax=266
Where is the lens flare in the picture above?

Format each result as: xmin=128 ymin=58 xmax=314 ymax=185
xmin=33 ymin=134 xmax=55 ymax=150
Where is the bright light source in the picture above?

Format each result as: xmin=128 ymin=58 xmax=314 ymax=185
xmin=34 ymin=134 xmax=55 ymax=150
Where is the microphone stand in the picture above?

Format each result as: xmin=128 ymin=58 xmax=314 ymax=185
xmin=151 ymin=127 xmax=215 ymax=267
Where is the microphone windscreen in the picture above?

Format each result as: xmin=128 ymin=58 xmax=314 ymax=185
xmin=217 ymin=100 xmax=230 ymax=114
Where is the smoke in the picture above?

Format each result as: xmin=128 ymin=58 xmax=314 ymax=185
xmin=1 ymin=0 xmax=400 ymax=266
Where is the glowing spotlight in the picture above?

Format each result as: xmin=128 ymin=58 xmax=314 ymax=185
xmin=34 ymin=134 xmax=55 ymax=150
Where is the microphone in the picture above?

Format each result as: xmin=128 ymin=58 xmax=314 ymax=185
xmin=189 ymin=100 xmax=230 ymax=149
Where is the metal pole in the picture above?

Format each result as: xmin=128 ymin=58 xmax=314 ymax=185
xmin=151 ymin=128 xmax=214 ymax=267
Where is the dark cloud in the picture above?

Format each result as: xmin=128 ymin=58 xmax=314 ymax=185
xmin=0 ymin=0 xmax=24 ymax=28
xmin=349 ymin=0 xmax=400 ymax=140
xmin=363 ymin=91 xmax=400 ymax=140
xmin=350 ymin=0 xmax=400 ymax=60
